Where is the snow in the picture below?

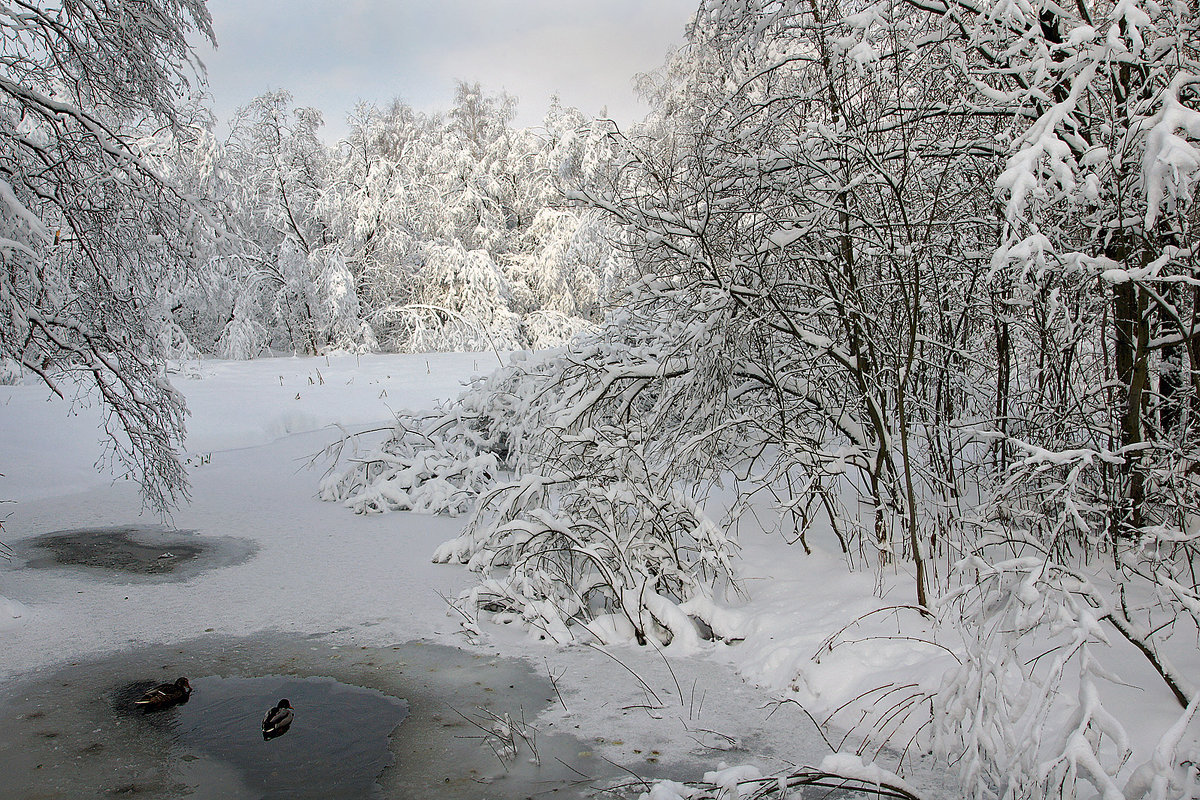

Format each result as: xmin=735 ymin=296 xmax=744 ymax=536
xmin=0 ymin=593 xmax=25 ymax=631
xmin=766 ymin=227 xmax=803 ymax=248
xmin=0 ymin=352 xmax=490 ymax=661
xmin=701 ymin=763 xmax=762 ymax=794
xmin=4 ymin=350 xmax=1187 ymax=799
xmin=0 ymin=352 xmax=490 ymax=504
xmin=817 ymin=753 xmax=918 ymax=795
xmin=0 ymin=177 xmax=52 ymax=243
xmin=1142 ymin=75 xmax=1200 ymax=230
xmin=0 ymin=353 xmax=866 ymax=786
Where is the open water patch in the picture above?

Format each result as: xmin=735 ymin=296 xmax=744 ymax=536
xmin=16 ymin=525 xmax=256 ymax=582
xmin=133 ymin=675 xmax=407 ymax=799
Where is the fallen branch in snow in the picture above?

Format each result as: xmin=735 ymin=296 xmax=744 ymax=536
xmin=1103 ymin=599 xmax=1195 ymax=710
xmin=812 ymin=605 xmax=937 ymax=663
xmin=636 ymin=757 xmax=924 ymax=800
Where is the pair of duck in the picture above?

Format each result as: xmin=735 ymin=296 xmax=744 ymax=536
xmin=134 ymin=678 xmax=294 ymax=740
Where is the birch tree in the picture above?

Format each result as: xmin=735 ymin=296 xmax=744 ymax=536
xmin=0 ymin=0 xmax=215 ymax=511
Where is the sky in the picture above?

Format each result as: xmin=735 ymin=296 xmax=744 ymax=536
xmin=191 ymin=0 xmax=697 ymax=142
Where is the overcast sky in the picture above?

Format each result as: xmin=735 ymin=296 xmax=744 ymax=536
xmin=191 ymin=0 xmax=696 ymax=141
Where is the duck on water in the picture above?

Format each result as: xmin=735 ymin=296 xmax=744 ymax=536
xmin=262 ymin=698 xmax=294 ymax=740
xmin=134 ymin=677 xmax=192 ymax=711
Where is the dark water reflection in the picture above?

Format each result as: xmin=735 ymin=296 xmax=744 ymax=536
xmin=156 ymin=675 xmax=408 ymax=799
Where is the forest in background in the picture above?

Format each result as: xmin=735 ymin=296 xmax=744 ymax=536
xmin=167 ymin=83 xmax=621 ymax=359
xmin=4 ymin=0 xmax=1200 ymax=798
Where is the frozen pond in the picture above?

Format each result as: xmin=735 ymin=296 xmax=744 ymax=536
xmin=0 ymin=521 xmax=644 ymax=798
xmin=0 ymin=635 xmax=623 ymax=799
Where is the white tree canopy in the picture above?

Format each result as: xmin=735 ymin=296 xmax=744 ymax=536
xmin=0 ymin=0 xmax=215 ymax=511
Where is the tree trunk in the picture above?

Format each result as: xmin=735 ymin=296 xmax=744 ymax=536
xmin=1112 ymin=271 xmax=1149 ymax=536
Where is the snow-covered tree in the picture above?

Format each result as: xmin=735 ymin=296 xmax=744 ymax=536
xmin=174 ymin=86 xmax=619 ymax=356
xmin=319 ymin=2 xmax=1200 ymax=798
xmin=390 ymin=241 xmax=523 ymax=353
xmin=0 ymin=0 xmax=215 ymax=511
xmin=202 ymin=90 xmax=376 ymax=355
xmin=586 ymin=2 xmax=1200 ymax=796
xmin=323 ymin=100 xmax=435 ymax=324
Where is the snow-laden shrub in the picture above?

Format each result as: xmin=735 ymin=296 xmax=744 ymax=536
xmin=433 ymin=424 xmax=740 ymax=648
xmin=0 ymin=358 xmax=22 ymax=385
xmin=375 ymin=243 xmax=525 ymax=353
xmin=319 ymin=351 xmax=561 ymax=515
xmin=374 ymin=303 xmax=523 ymax=354
xmin=314 ymin=247 xmax=371 ymax=353
xmin=319 ymin=415 xmax=500 ymax=515
xmin=156 ymin=315 xmax=201 ymax=363
xmin=322 ymin=328 xmax=746 ymax=647
xmin=216 ymin=304 xmax=270 ymax=360
xmin=937 ymin=550 xmax=1130 ymax=800
xmin=418 ymin=307 xmax=752 ymax=646
xmin=937 ymin=546 xmax=1196 ymax=798
xmin=937 ymin=444 xmax=1200 ymax=800
xmin=519 ymin=309 xmax=595 ymax=350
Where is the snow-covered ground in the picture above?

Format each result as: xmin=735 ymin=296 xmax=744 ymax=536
xmin=0 ymin=353 xmax=958 ymax=796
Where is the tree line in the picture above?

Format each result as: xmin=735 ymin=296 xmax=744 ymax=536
xmin=169 ymin=83 xmax=619 ymax=359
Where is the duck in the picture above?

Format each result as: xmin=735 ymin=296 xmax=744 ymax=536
xmin=134 ymin=677 xmax=192 ymax=711
xmin=262 ymin=698 xmax=294 ymax=740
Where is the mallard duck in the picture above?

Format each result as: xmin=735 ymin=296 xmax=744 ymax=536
xmin=262 ymin=698 xmax=293 ymax=740
xmin=134 ymin=677 xmax=192 ymax=711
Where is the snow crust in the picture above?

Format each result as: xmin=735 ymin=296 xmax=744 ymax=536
xmin=0 ymin=593 xmax=25 ymax=631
